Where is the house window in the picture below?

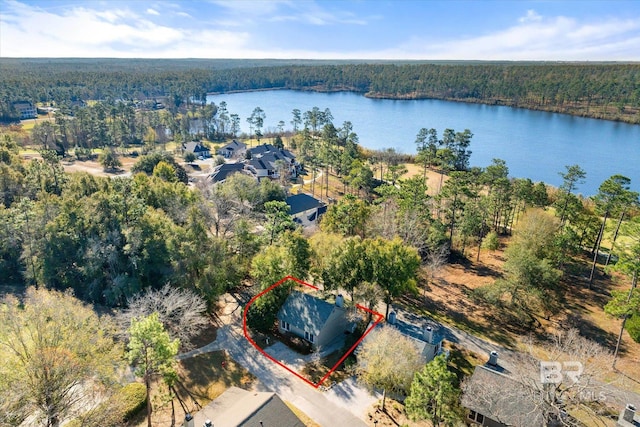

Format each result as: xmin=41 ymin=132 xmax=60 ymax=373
xmin=467 ymin=410 xmax=484 ymax=424
xmin=281 ymin=320 xmax=290 ymax=331
xmin=304 ymin=331 xmax=315 ymax=343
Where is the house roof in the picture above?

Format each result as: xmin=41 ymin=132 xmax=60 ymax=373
xmin=184 ymin=141 xmax=209 ymax=154
xmin=13 ymin=102 xmax=34 ymax=109
xmin=364 ymin=313 xmax=444 ymax=360
xmin=462 ymin=365 xmax=546 ymax=427
xmin=209 ymin=163 xmax=246 ymax=183
xmin=191 ymin=386 xmax=304 ymax=427
xmin=248 ymin=144 xmax=296 ymax=161
xmin=249 ymin=143 xmax=276 ymax=156
xmin=219 ymin=140 xmax=247 ymax=152
xmin=248 ymin=158 xmax=270 ymax=171
xmin=278 ymin=291 xmax=338 ymax=336
xmin=285 ymin=194 xmax=326 ymax=216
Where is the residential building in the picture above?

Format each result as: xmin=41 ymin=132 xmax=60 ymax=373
xmin=285 ymin=193 xmax=327 ymax=225
xmin=183 ymin=141 xmax=211 ymax=158
xmin=461 ymin=353 xmax=566 ymax=427
xmin=217 ymin=140 xmax=247 ymax=159
xmin=246 ymin=144 xmax=300 ymax=180
xmin=277 ymin=291 xmax=349 ymax=349
xmin=208 ymin=163 xmax=249 ymax=184
xmin=617 ymin=404 xmax=639 ymax=427
xmin=386 ymin=310 xmax=445 ymax=362
xmin=183 ymin=386 xmax=305 ymax=427
xmin=12 ymin=101 xmax=37 ymax=119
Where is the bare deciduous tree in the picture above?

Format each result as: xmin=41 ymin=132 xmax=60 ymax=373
xmin=463 ymin=328 xmax=612 ymax=426
xmin=424 ymin=244 xmax=449 ymax=288
xmin=117 ymin=284 xmax=208 ymax=351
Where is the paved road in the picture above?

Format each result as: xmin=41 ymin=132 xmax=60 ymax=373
xmin=179 ymin=293 xmax=640 ymax=425
xmin=392 ymin=305 xmax=640 ymax=411
xmin=179 ymin=293 xmax=374 ymax=427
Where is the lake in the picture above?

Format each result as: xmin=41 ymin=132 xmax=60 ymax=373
xmin=207 ymin=90 xmax=640 ymax=195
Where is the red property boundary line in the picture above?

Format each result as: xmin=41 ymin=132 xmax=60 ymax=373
xmin=242 ymin=275 xmax=385 ymax=388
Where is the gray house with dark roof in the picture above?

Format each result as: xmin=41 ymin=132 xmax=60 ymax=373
xmin=246 ymin=143 xmax=300 ymax=179
xmin=277 ymin=291 xmax=349 ymax=349
xmin=185 ymin=386 xmax=304 ymax=427
xmin=13 ymin=101 xmax=37 ymax=119
xmin=285 ymin=193 xmax=327 ymax=224
xmin=208 ymin=163 xmax=248 ymax=184
xmin=385 ymin=310 xmax=444 ymax=363
xmin=617 ymin=404 xmax=640 ymax=427
xmin=183 ymin=141 xmax=211 ymax=158
xmin=462 ymin=364 xmax=557 ymax=427
xmin=217 ymin=140 xmax=247 ymax=159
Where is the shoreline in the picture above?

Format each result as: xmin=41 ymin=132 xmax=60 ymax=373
xmin=207 ymin=88 xmax=640 ymax=126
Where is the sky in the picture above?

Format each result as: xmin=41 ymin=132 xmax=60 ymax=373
xmin=1 ymin=0 xmax=639 ymax=60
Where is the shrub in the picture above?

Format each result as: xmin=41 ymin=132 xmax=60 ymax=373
xmin=626 ymin=313 xmax=640 ymax=343
xmin=131 ymin=151 xmax=188 ymax=183
xmin=277 ymin=331 xmax=312 ymax=355
xmin=64 ymin=382 xmax=146 ymax=427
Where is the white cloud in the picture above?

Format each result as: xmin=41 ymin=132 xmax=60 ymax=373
xmin=387 ymin=14 xmax=640 ymax=60
xmin=0 ymin=0 xmax=638 ymax=60
xmin=211 ymin=0 xmax=369 ymax=27
xmin=519 ymin=10 xmax=542 ymax=23
xmin=0 ymin=0 xmax=250 ymax=57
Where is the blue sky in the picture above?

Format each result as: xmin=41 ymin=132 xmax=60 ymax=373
xmin=1 ymin=0 xmax=639 ymax=60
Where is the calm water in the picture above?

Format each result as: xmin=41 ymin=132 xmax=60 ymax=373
xmin=207 ymin=90 xmax=640 ymax=195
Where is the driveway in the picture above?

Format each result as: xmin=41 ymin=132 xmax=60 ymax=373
xmin=179 ymin=292 xmax=376 ymax=427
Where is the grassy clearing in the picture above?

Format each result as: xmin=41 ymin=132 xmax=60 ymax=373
xmin=128 ymin=351 xmax=255 ymax=427
xmin=177 ymin=351 xmax=254 ymax=401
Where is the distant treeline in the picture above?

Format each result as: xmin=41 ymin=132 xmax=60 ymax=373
xmin=1 ymin=58 xmax=639 ymax=123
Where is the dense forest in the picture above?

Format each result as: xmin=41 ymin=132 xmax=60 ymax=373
xmin=1 ymin=59 xmax=639 ymax=123
xmin=2 ymin=90 xmax=640 ymax=425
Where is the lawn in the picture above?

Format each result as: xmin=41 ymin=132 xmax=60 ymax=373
xmin=127 ymin=351 xmax=255 ymax=427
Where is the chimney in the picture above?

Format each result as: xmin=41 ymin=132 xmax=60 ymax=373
xmin=388 ymin=311 xmax=397 ymax=325
xmin=488 ymin=351 xmax=499 ymax=366
xmin=183 ymin=414 xmax=194 ymax=427
xmin=423 ymin=326 xmax=434 ymax=344
xmin=623 ymin=404 xmax=636 ymax=423
xmin=335 ymin=294 xmax=344 ymax=308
